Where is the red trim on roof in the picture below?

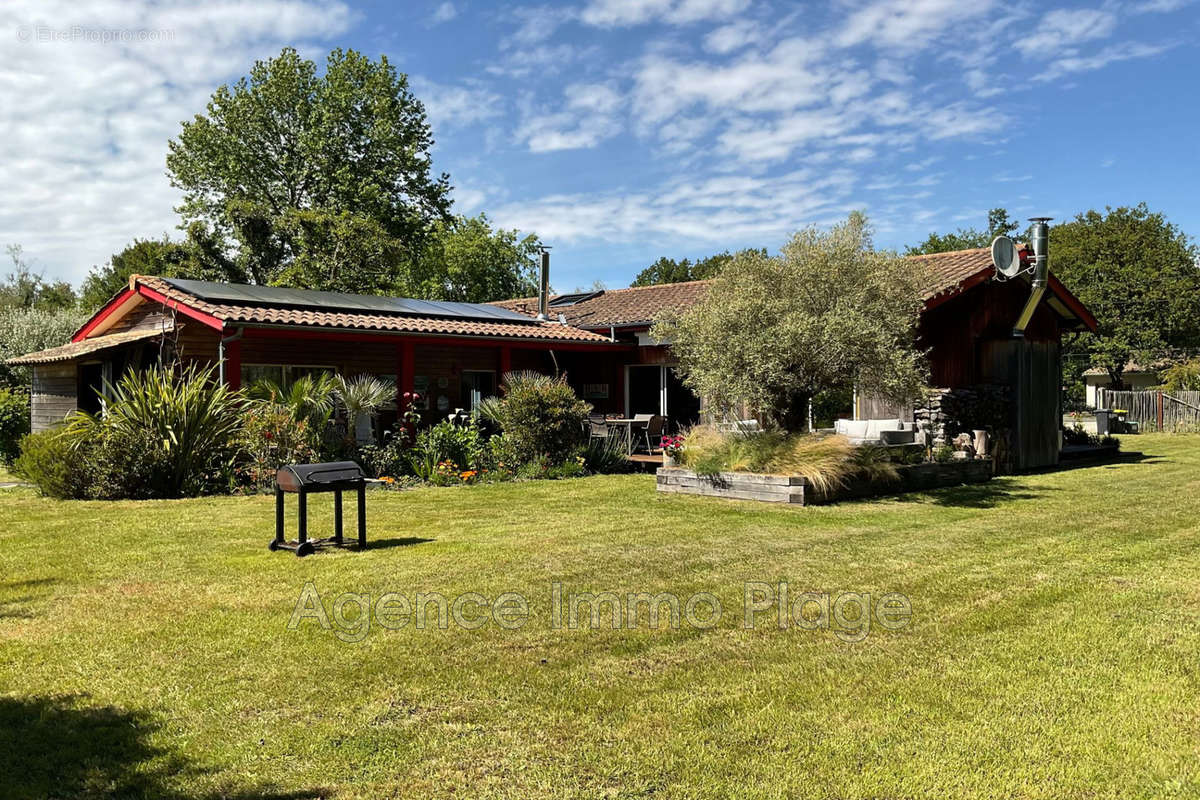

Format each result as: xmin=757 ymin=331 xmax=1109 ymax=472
xmin=135 ymin=284 xmax=227 ymax=331
xmin=71 ymin=288 xmax=139 ymax=342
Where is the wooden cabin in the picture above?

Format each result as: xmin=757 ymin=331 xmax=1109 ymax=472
xmin=8 ymin=246 xmax=1096 ymax=470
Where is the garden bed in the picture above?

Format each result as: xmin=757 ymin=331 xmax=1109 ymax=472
xmin=656 ymin=458 xmax=993 ymax=505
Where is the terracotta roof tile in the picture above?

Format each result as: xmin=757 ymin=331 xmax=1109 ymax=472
xmin=135 ymin=276 xmax=614 ymax=343
xmin=492 ymin=252 xmax=999 ymax=329
xmin=492 ymin=280 xmax=711 ymax=329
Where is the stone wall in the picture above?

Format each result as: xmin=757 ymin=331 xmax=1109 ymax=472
xmin=656 ymin=459 xmax=993 ymax=506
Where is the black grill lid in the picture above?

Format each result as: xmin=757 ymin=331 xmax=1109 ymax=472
xmin=277 ymin=462 xmax=365 ymax=491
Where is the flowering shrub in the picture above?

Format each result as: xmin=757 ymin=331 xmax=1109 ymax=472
xmin=661 ymin=434 xmax=685 ymax=458
xmin=237 ymin=403 xmax=319 ymax=491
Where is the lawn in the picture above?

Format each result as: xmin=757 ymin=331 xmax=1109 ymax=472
xmin=2 ymin=435 xmax=1198 ymax=799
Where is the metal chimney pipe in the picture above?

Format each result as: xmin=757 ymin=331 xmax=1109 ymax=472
xmin=1013 ymin=217 xmax=1051 ymax=337
xmin=537 ymin=248 xmax=550 ymax=320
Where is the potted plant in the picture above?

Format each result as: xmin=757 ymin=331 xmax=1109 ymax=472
xmin=661 ymin=434 xmax=684 ymax=467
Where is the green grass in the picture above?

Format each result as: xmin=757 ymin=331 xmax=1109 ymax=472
xmin=2 ymin=435 xmax=1199 ymax=799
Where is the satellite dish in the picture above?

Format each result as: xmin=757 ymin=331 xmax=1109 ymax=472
xmin=991 ymin=235 xmax=1020 ymax=279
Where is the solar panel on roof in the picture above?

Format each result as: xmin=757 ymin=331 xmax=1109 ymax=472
xmin=549 ymin=290 xmax=604 ymax=308
xmin=162 ymin=278 xmax=540 ymax=324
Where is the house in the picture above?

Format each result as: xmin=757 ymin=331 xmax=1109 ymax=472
xmin=1082 ymin=362 xmax=1161 ymax=407
xmin=9 ymin=246 xmax=1096 ymax=469
xmin=495 ymin=247 xmax=1097 ymax=470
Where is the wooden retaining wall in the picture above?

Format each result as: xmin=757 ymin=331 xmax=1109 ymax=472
xmin=657 ymin=459 xmax=993 ymax=506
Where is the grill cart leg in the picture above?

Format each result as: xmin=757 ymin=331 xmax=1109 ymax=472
xmin=334 ymin=488 xmax=344 ymax=546
xmin=270 ymin=487 xmax=284 ymax=551
xmin=357 ymin=482 xmax=367 ymax=549
xmin=296 ymin=489 xmax=313 ymax=556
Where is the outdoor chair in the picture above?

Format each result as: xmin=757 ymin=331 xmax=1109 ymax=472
xmin=587 ymin=416 xmax=610 ymax=440
xmin=640 ymin=415 xmax=667 ymax=454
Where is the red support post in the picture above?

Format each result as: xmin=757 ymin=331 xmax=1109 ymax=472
xmin=499 ymin=345 xmax=512 ymax=389
xmin=1157 ymin=390 xmax=1164 ymax=432
xmin=400 ymin=339 xmax=415 ymax=396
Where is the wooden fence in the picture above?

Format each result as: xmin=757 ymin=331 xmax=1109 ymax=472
xmin=1095 ymin=388 xmax=1200 ymax=432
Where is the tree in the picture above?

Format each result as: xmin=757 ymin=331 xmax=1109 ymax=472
xmin=1162 ymin=358 xmax=1200 ymax=392
xmin=0 ymin=307 xmax=88 ymax=390
xmin=166 ymin=47 xmax=452 ymax=288
xmin=630 ymin=250 xmax=761 ymax=287
xmin=653 ymin=214 xmax=928 ymax=430
xmin=905 ymin=208 xmax=1020 ymax=256
xmin=0 ymin=245 xmax=76 ymax=311
xmin=78 ymin=236 xmax=222 ymax=310
xmin=1051 ymin=204 xmax=1200 ymax=389
xmin=419 ymin=214 xmax=541 ymax=303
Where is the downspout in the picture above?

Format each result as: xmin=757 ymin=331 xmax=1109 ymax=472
xmin=1013 ymin=218 xmax=1051 ymax=337
xmin=217 ymin=326 xmax=245 ymax=385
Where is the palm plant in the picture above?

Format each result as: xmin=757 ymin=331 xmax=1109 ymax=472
xmin=335 ymin=374 xmax=395 ymax=444
xmin=64 ymin=363 xmax=243 ymax=497
xmin=248 ymin=372 xmax=338 ymax=431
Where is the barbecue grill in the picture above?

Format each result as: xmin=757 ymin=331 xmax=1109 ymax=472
xmin=272 ymin=461 xmax=367 ymax=556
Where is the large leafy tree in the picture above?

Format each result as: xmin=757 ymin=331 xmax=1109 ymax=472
xmin=78 ymin=236 xmax=227 ymax=310
xmin=166 ymin=47 xmax=451 ymax=289
xmin=905 ymin=208 xmax=1020 ymax=256
xmin=653 ymin=214 xmax=928 ymax=430
xmin=631 ymin=249 xmax=763 ymax=287
xmin=420 ymin=214 xmax=541 ymax=303
xmin=1050 ymin=204 xmax=1200 ymax=388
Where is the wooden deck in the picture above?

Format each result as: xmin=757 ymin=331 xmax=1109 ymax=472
xmin=627 ymin=453 xmax=664 ymax=472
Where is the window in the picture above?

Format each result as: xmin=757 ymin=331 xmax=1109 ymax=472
xmin=241 ymin=364 xmax=336 ymax=388
xmin=459 ymin=370 xmax=496 ymax=411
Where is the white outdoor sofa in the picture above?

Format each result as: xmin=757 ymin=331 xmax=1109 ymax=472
xmin=833 ymin=418 xmax=916 ymax=446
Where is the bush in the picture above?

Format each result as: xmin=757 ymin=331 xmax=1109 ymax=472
xmin=63 ymin=364 xmax=242 ymax=498
xmin=477 ymin=372 xmax=591 ymax=466
xmin=409 ymin=421 xmax=486 ymax=482
xmin=0 ymin=306 xmax=88 ymax=391
xmin=0 ymin=388 xmax=30 ymax=464
xmin=580 ymin=435 xmax=631 ymax=474
xmin=237 ymin=403 xmax=319 ymax=491
xmin=13 ymin=430 xmax=83 ymax=498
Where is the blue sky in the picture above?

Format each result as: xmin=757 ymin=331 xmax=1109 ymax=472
xmin=3 ymin=0 xmax=1198 ymax=292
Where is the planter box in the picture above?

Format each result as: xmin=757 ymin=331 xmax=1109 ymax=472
xmin=656 ymin=459 xmax=993 ymax=506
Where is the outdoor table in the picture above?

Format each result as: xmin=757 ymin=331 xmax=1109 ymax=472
xmin=605 ymin=418 xmax=646 ymax=455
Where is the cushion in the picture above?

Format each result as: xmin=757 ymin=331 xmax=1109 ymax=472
xmin=864 ymin=419 xmax=902 ymax=437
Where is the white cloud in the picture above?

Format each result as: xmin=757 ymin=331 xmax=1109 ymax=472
xmin=565 ymin=82 xmax=624 ymax=114
xmin=1128 ymin=0 xmax=1194 ymax=13
xmin=430 ymin=1 xmax=459 ymax=24
xmin=1037 ymin=40 xmax=1174 ymax=81
xmin=515 ymin=82 xmax=627 ymax=152
xmin=702 ymin=19 xmax=764 ymax=53
xmin=580 ymin=0 xmax=750 ymax=27
xmin=491 ymin=168 xmax=859 ymax=243
xmin=411 ymin=77 xmax=503 ymax=129
xmin=0 ymin=0 xmax=355 ymax=284
xmin=504 ymin=5 xmax=576 ymax=46
xmin=835 ymin=0 xmax=996 ymax=50
xmin=1015 ymin=8 xmax=1116 ymax=56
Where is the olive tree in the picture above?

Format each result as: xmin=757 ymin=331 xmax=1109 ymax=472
xmin=653 ymin=214 xmax=928 ymax=430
